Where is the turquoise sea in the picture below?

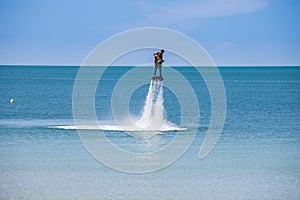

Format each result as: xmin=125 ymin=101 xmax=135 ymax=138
xmin=0 ymin=66 xmax=299 ymax=199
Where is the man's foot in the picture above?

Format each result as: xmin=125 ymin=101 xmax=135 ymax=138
xmin=152 ymin=75 xmax=157 ymax=80
xmin=159 ymin=76 xmax=163 ymax=81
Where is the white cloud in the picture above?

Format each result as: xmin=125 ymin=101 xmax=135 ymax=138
xmin=218 ymin=41 xmax=236 ymax=49
xmin=140 ymin=0 xmax=269 ymax=24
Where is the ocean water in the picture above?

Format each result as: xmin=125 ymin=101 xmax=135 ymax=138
xmin=0 ymin=66 xmax=299 ymax=199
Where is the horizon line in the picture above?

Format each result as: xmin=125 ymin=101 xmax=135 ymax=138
xmin=0 ymin=64 xmax=299 ymax=67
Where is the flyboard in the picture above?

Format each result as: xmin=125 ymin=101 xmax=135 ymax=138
xmin=151 ymin=76 xmax=164 ymax=81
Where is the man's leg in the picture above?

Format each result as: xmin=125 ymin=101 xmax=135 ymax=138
xmin=154 ymin=63 xmax=159 ymax=76
xmin=153 ymin=63 xmax=158 ymax=79
xmin=158 ymin=64 xmax=163 ymax=80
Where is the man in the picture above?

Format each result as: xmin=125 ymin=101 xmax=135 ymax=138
xmin=152 ymin=49 xmax=164 ymax=81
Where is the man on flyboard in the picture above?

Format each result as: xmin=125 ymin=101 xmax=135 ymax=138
xmin=152 ymin=49 xmax=165 ymax=81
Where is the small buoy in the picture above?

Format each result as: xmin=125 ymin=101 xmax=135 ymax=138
xmin=10 ymin=98 xmax=14 ymax=104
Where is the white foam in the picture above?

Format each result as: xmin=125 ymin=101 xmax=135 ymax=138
xmin=50 ymin=124 xmax=186 ymax=131
xmin=51 ymin=80 xmax=186 ymax=132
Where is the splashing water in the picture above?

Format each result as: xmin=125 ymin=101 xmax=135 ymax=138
xmin=51 ymin=80 xmax=186 ymax=131
xmin=135 ymin=80 xmax=166 ymax=130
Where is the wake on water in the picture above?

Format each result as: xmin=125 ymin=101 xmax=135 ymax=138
xmin=52 ymin=80 xmax=186 ymax=132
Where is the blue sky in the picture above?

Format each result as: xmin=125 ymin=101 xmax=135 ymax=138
xmin=0 ymin=0 xmax=299 ymax=66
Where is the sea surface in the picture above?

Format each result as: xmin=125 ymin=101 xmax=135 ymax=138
xmin=0 ymin=66 xmax=299 ymax=199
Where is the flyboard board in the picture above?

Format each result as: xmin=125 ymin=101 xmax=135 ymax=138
xmin=151 ymin=76 xmax=164 ymax=81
